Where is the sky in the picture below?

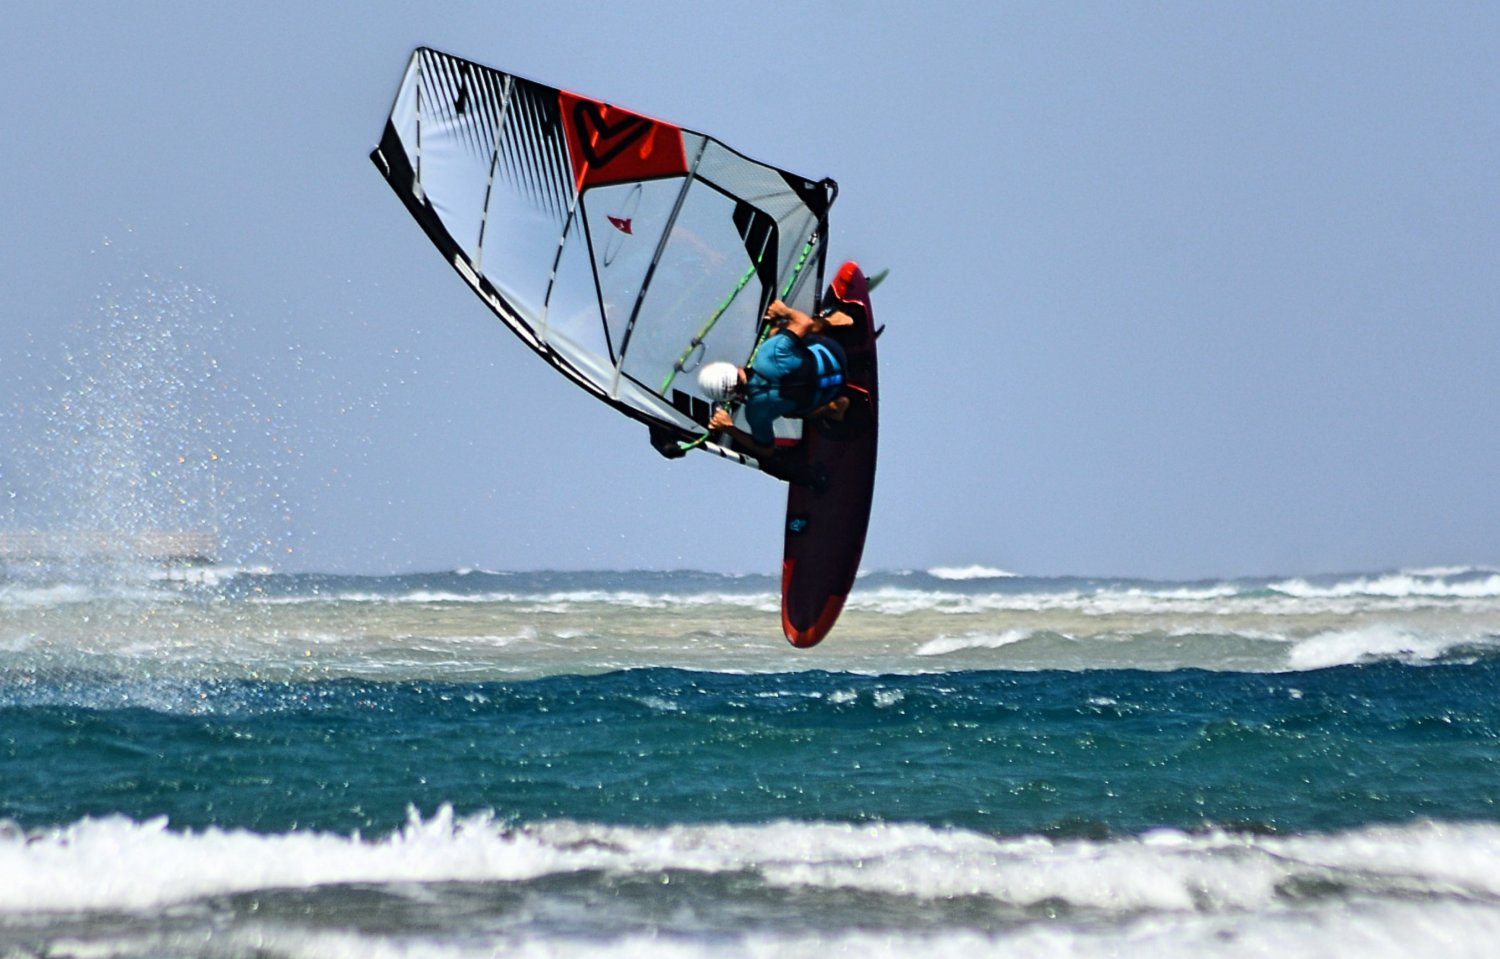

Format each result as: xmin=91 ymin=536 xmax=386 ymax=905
xmin=1 ymin=1 xmax=1497 ymax=579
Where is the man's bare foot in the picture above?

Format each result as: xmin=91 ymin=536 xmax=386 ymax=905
xmin=822 ymin=396 xmax=850 ymax=421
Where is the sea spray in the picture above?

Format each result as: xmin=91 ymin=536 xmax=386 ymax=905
xmin=0 ymin=270 xmax=291 ymax=572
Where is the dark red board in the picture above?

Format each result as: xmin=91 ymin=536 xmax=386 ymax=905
xmin=780 ymin=261 xmax=879 ymax=647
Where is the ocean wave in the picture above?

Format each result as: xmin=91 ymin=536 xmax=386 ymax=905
xmin=250 ymin=588 xmax=781 ymax=611
xmin=196 ymin=904 xmax=1500 ymax=959
xmin=6 ymin=808 xmax=1500 ymax=920
xmin=21 ymin=903 xmax=1498 ymax=959
xmin=5 ymin=565 xmax=1500 ymax=678
xmin=1271 ymin=570 xmax=1500 ymax=600
xmin=1402 ymin=565 xmax=1500 ymax=578
xmin=917 ymin=629 xmax=1035 ymax=657
xmin=7 ymin=565 xmax=1500 ymax=610
xmin=927 ymin=565 xmax=1018 ymax=580
xmin=0 ymin=580 xmax=166 ymax=609
xmin=1285 ymin=624 xmax=1500 ymax=671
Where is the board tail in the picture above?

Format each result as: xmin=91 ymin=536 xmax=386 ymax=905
xmin=781 ymin=560 xmax=849 ymax=648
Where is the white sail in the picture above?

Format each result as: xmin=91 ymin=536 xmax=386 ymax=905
xmin=371 ymin=49 xmax=836 ymax=460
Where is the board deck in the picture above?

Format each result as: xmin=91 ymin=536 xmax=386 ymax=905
xmin=780 ymin=261 xmax=879 ymax=647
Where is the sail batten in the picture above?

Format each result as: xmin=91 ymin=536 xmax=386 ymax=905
xmin=473 ymin=73 xmax=513 ymax=275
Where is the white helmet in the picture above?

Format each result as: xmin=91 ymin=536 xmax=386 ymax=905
xmin=697 ymin=362 xmax=740 ymax=401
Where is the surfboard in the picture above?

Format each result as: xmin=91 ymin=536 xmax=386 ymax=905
xmin=780 ymin=261 xmax=879 ymax=647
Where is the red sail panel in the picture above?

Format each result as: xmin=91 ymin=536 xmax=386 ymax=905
xmin=558 ymin=91 xmax=688 ymax=192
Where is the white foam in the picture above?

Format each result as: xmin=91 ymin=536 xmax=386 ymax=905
xmin=8 ymin=810 xmax=1500 ymax=919
xmin=1403 ymin=565 xmax=1500 ymax=578
xmin=7 ymin=565 xmax=1500 ymax=677
xmin=0 ymin=581 xmax=164 ymax=609
xmin=1287 ymin=624 xmax=1485 ymax=670
xmin=11 ymin=814 xmax=1500 ymax=959
xmin=1273 ymin=572 xmax=1500 ymax=600
xmin=253 ymin=588 xmax=779 ymax=611
xmin=848 ymin=586 xmax=1281 ymax=619
xmin=928 ymin=565 xmax=1018 ymax=580
xmin=102 ymin=904 xmax=1500 ymax=959
xmin=917 ymin=629 xmax=1035 ymax=656
xmin=0 ymin=807 xmax=563 ymax=913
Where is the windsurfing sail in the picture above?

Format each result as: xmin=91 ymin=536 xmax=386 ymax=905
xmin=370 ymin=48 xmax=838 ymax=466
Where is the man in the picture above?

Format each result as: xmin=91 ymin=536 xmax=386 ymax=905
xmin=696 ymin=299 xmax=851 ymax=461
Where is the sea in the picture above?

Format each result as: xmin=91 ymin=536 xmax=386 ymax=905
xmin=4 ymin=562 xmax=1500 ymax=958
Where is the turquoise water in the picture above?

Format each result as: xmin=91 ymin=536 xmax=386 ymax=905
xmin=7 ymin=665 xmax=1498 ymax=836
xmin=5 ymin=566 xmax=1500 ymax=957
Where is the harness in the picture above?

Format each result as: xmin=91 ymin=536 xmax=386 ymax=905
xmin=776 ymin=332 xmax=847 ymax=415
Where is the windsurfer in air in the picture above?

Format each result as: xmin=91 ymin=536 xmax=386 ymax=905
xmin=697 ymin=300 xmax=853 ymax=462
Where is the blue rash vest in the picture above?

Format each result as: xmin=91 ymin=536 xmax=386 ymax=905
xmin=743 ymin=331 xmax=846 ymax=446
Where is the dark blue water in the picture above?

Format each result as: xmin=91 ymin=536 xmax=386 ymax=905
xmin=6 ymin=663 xmax=1496 ymax=837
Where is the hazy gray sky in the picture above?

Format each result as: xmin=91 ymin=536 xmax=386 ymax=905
xmin=2 ymin=1 xmax=1496 ymax=578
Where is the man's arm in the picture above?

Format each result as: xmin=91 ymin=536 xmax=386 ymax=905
xmin=765 ymin=300 xmax=816 ymax=337
xmin=708 ymin=408 xmax=776 ymax=459
xmin=766 ymin=299 xmax=852 ymax=334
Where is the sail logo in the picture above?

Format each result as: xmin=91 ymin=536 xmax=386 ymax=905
xmin=602 ymin=184 xmax=643 ymax=267
xmin=571 ymin=101 xmax=654 ymax=168
xmin=558 ymin=92 xmax=688 ymax=191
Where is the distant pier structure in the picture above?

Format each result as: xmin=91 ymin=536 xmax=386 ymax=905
xmin=0 ymin=530 xmax=219 ymax=566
